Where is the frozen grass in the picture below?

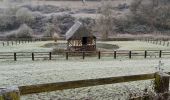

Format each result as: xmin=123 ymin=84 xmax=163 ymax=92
xmin=99 ymin=41 xmax=170 ymax=50
xmin=0 ymin=40 xmax=169 ymax=53
xmin=0 ymin=58 xmax=169 ymax=99
xmin=0 ymin=41 xmax=55 ymax=52
xmin=0 ymin=40 xmax=170 ymax=99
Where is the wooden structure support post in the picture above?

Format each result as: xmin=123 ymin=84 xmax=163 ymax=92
xmin=154 ymin=72 xmax=170 ymax=93
xmin=0 ymin=86 xmax=20 ymax=100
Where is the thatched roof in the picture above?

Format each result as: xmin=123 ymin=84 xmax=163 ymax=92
xmin=66 ymin=21 xmax=95 ymax=40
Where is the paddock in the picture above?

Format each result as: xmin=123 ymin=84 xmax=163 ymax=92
xmin=0 ymin=40 xmax=170 ymax=99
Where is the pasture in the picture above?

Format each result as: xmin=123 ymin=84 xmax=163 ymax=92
xmin=0 ymin=40 xmax=170 ymax=99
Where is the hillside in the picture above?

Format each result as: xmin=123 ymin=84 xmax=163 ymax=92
xmin=0 ymin=0 xmax=170 ymax=39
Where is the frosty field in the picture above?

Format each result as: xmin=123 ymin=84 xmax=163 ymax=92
xmin=0 ymin=40 xmax=170 ymax=99
xmin=1 ymin=58 xmax=170 ymax=99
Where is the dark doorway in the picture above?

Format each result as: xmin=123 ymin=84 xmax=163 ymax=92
xmin=82 ymin=37 xmax=88 ymax=45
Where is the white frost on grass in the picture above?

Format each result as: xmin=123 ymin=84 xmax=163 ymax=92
xmin=0 ymin=58 xmax=170 ymax=99
xmin=99 ymin=41 xmax=170 ymax=50
xmin=0 ymin=40 xmax=169 ymax=53
xmin=0 ymin=41 xmax=53 ymax=52
xmin=0 ymin=40 xmax=170 ymax=99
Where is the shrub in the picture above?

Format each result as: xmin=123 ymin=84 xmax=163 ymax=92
xmin=16 ymin=24 xmax=33 ymax=38
xmin=6 ymin=24 xmax=33 ymax=39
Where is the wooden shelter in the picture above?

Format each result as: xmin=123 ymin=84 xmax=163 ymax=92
xmin=66 ymin=21 xmax=96 ymax=51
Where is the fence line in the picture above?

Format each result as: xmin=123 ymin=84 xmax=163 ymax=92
xmin=1 ymin=39 xmax=42 ymax=47
xmin=140 ymin=38 xmax=170 ymax=47
xmin=0 ymin=50 xmax=170 ymax=61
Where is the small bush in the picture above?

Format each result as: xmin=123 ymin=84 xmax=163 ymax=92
xmin=6 ymin=24 xmax=33 ymax=39
xmin=16 ymin=24 xmax=33 ymax=38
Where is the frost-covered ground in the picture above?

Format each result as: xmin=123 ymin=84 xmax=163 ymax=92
xmin=99 ymin=41 xmax=170 ymax=50
xmin=0 ymin=41 xmax=54 ymax=52
xmin=1 ymin=58 xmax=169 ymax=99
xmin=1 ymin=40 xmax=170 ymax=52
xmin=0 ymin=40 xmax=170 ymax=99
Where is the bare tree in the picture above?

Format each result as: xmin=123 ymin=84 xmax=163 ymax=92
xmin=53 ymin=32 xmax=59 ymax=42
xmin=95 ymin=0 xmax=114 ymax=40
xmin=16 ymin=7 xmax=35 ymax=25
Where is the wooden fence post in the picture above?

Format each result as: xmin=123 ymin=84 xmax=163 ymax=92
xmin=0 ymin=86 xmax=20 ymax=100
xmin=11 ymin=41 xmax=13 ymax=45
xmin=129 ymin=51 xmax=132 ymax=59
xmin=156 ymin=40 xmax=158 ymax=45
xmin=163 ymin=41 xmax=165 ymax=46
xmin=49 ymin=52 xmax=52 ymax=60
xmin=114 ymin=51 xmax=117 ymax=59
xmin=159 ymin=41 xmax=161 ymax=45
xmin=159 ymin=50 xmax=162 ymax=58
xmin=82 ymin=52 xmax=85 ymax=59
xmin=154 ymin=72 xmax=170 ymax=93
xmin=66 ymin=52 xmax=68 ymax=60
xmin=32 ymin=53 xmax=34 ymax=61
xmin=98 ymin=51 xmax=101 ymax=59
xmin=144 ymin=50 xmax=147 ymax=58
xmin=7 ymin=41 xmax=9 ymax=46
xmin=14 ymin=53 xmax=17 ymax=61
xmin=167 ymin=42 xmax=169 ymax=47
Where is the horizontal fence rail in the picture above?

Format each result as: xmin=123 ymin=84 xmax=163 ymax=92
xmin=19 ymin=73 xmax=155 ymax=95
xmin=1 ymin=72 xmax=170 ymax=99
xmin=0 ymin=50 xmax=170 ymax=61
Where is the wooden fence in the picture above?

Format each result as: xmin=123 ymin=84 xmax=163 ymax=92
xmin=0 ymin=72 xmax=170 ymax=100
xmin=140 ymin=38 xmax=170 ymax=47
xmin=1 ymin=50 xmax=170 ymax=61
xmin=1 ymin=39 xmax=42 ymax=47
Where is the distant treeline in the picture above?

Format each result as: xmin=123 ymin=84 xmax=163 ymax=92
xmin=39 ymin=0 xmax=101 ymax=1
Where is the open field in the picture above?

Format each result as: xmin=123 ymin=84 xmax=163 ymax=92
xmin=1 ymin=58 xmax=169 ymax=100
xmin=0 ymin=40 xmax=170 ymax=99
xmin=0 ymin=54 xmax=169 ymax=99
xmin=1 ymin=40 xmax=170 ymax=52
